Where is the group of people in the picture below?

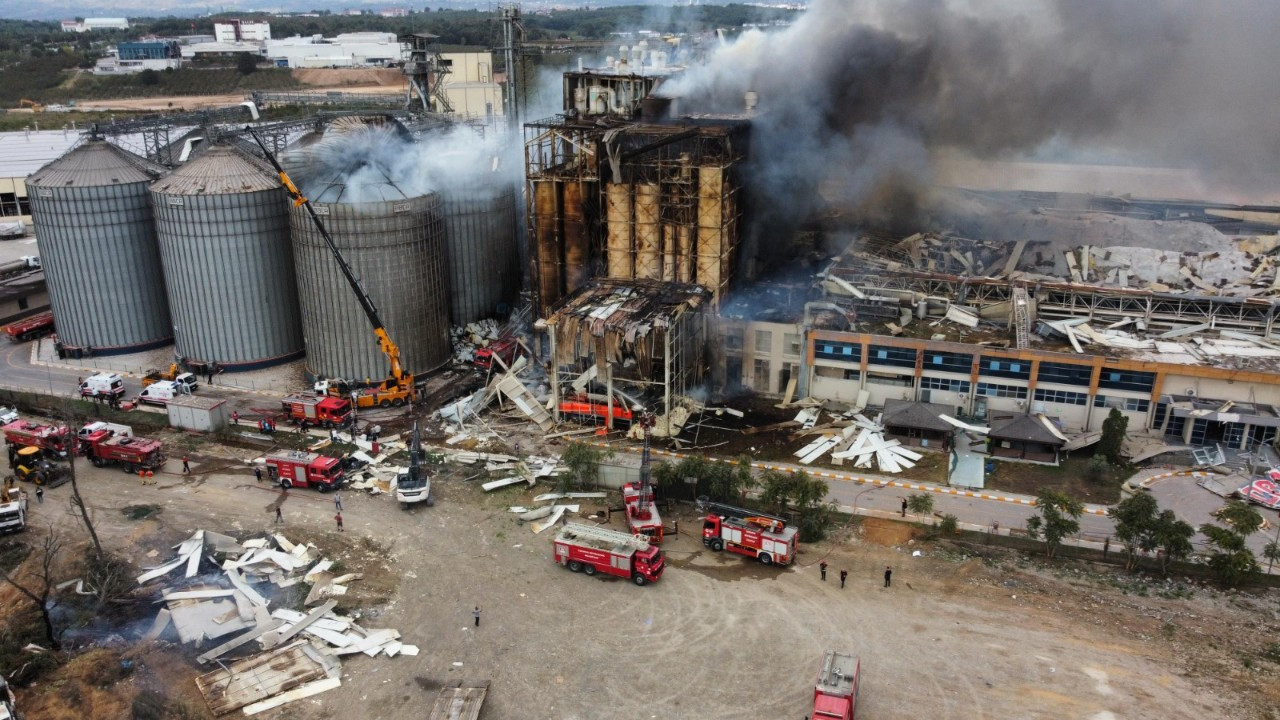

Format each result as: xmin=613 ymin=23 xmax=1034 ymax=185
xmin=818 ymin=560 xmax=893 ymax=588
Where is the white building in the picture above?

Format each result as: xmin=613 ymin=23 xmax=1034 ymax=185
xmin=214 ymin=21 xmax=271 ymax=44
xmin=438 ymin=52 xmax=503 ymax=119
xmin=93 ymin=56 xmax=183 ymax=74
xmin=180 ymin=41 xmax=268 ymax=59
xmin=266 ymin=33 xmax=401 ymax=69
xmin=61 ymin=18 xmax=130 ymax=32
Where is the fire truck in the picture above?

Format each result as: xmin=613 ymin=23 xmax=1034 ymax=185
xmin=280 ymin=394 xmax=352 ymax=428
xmin=553 ymin=522 xmax=664 ymax=586
xmin=473 ymin=337 xmax=523 ymax=371
xmin=264 ymin=450 xmax=345 ymax=492
xmin=4 ymin=311 xmax=54 ymax=342
xmin=812 ymin=651 xmax=861 ymax=719
xmin=622 ymin=413 xmax=664 ymax=542
xmin=2 ymin=420 xmax=70 ymax=456
xmin=79 ymin=428 xmax=165 ymax=472
xmin=699 ymin=499 xmax=798 ymax=566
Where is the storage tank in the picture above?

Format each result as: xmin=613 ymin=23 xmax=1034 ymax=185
xmin=440 ymin=181 xmax=518 ymax=324
xmin=149 ymin=144 xmax=303 ymax=370
xmin=285 ymin=120 xmax=449 ymax=380
xmin=27 ymin=138 xmax=172 ymax=355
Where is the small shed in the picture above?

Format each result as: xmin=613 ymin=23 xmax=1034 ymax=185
xmin=882 ymin=399 xmax=953 ymax=448
xmin=167 ymin=395 xmax=229 ymax=432
xmin=988 ymin=413 xmax=1065 ymax=465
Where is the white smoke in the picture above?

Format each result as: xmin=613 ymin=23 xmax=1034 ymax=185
xmin=290 ymin=120 xmax=521 ymax=205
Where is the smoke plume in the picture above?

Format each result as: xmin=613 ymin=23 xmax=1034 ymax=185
xmin=287 ymin=120 xmax=520 ymax=205
xmin=659 ymin=0 xmax=1280 ymax=245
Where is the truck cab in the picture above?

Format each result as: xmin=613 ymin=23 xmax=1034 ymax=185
xmin=813 ymin=651 xmax=860 ymax=719
xmin=281 ymin=394 xmax=351 ymax=427
xmin=139 ymin=379 xmax=191 ymax=406
xmin=80 ymin=372 xmax=125 ymax=399
xmin=264 ymin=451 xmax=345 ymax=492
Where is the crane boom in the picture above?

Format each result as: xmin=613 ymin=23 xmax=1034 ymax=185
xmin=247 ymin=129 xmax=410 ymax=392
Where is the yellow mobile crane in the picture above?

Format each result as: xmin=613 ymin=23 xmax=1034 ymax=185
xmin=249 ymin=130 xmax=416 ymax=409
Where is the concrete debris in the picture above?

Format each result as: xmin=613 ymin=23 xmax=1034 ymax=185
xmin=795 ymin=417 xmax=920 ymax=473
xmin=449 ymin=319 xmax=502 ymax=365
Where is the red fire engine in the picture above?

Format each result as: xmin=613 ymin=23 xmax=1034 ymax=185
xmin=2 ymin=420 xmax=70 ymax=456
xmin=700 ymin=500 xmax=798 ymax=566
xmin=553 ymin=522 xmax=664 ymax=586
xmin=79 ymin=429 xmax=165 ymax=472
xmin=264 ymin=450 xmax=344 ymax=492
xmin=812 ymin=651 xmax=861 ymax=719
xmin=3 ymin=312 xmax=54 ymax=342
xmin=559 ymin=394 xmax=634 ymax=426
xmin=280 ymin=394 xmax=351 ymax=428
xmin=622 ymin=413 xmax=663 ymax=542
xmin=473 ymin=336 xmax=523 ymax=371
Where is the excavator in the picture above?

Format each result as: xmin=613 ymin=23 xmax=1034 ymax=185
xmin=19 ymin=98 xmax=43 ymax=112
xmin=248 ymin=129 xmax=416 ymax=410
xmin=394 ymin=421 xmax=432 ymax=509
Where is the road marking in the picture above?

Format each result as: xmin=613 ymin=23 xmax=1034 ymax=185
xmin=590 ymin=440 xmax=1112 ymax=516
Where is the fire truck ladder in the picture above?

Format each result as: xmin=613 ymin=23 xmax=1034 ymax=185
xmin=635 ymin=413 xmax=655 ymax=517
xmin=561 ymin=522 xmax=650 ymax=551
xmin=697 ymin=499 xmax=788 ymax=532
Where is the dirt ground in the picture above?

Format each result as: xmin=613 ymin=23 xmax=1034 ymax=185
xmin=3 ymin=432 xmax=1278 ymax=720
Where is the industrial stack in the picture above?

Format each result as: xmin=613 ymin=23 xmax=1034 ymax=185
xmin=149 ymin=144 xmax=304 ymax=370
xmin=27 ymin=138 xmax=173 ymax=356
xmin=286 ymin=121 xmax=452 ymax=382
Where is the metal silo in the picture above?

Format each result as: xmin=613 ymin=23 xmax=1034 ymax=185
xmin=291 ymin=195 xmax=451 ymax=381
xmin=27 ymin=138 xmax=172 ymax=354
xmin=440 ymin=180 xmax=519 ymax=324
xmin=150 ymin=144 xmax=303 ymax=370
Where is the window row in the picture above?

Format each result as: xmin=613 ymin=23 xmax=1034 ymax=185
xmin=920 ymin=376 xmax=971 ymax=393
xmin=976 ymin=382 xmax=1028 ymax=399
xmin=1034 ymin=388 xmax=1088 ymax=406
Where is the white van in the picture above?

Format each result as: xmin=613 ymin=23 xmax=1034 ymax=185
xmin=80 ymin=373 xmax=125 ymax=399
xmin=78 ymin=421 xmax=133 ymax=439
xmin=138 ymin=379 xmax=190 ymax=406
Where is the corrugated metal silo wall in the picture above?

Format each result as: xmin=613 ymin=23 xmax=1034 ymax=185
xmin=440 ymin=183 xmax=518 ymax=325
xmin=152 ymin=187 xmax=304 ymax=369
xmin=291 ymin=194 xmax=451 ymax=381
xmin=30 ymin=182 xmax=172 ymax=351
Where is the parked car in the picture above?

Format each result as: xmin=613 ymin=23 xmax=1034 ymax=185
xmin=0 ymin=407 xmax=18 ymax=425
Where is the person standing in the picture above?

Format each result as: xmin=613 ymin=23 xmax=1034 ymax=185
xmin=232 ymin=411 xmax=239 ymax=426
xmin=819 ymin=560 xmax=828 ymax=581
xmin=901 ymin=497 xmax=908 ymax=517
xmin=334 ymin=512 xmax=344 ymax=532
xmin=884 ymin=566 xmax=892 ymax=588
xmin=839 ymin=569 xmax=848 ymax=589
xmin=182 ymin=456 xmax=190 ymax=474
xmin=274 ymin=505 xmax=284 ymax=524
xmin=34 ymin=486 xmax=43 ymax=504
xmin=334 ymin=493 xmax=342 ymax=512
xmin=254 ymin=466 xmax=263 ymax=483
xmin=472 ymin=606 xmax=481 ymax=628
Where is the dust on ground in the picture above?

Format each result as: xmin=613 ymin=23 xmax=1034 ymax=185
xmin=2 ymin=452 xmax=1277 ymax=719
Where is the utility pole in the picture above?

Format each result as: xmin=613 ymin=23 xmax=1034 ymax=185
xmin=497 ymin=4 xmax=523 ymax=133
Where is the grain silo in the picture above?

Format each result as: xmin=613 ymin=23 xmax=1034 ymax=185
xmin=439 ymin=180 xmax=519 ymax=324
xmin=27 ymin=138 xmax=172 ymax=355
xmin=150 ymin=144 xmax=303 ymax=370
xmin=287 ymin=121 xmax=451 ymax=382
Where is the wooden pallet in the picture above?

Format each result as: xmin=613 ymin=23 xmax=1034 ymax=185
xmin=427 ymin=680 xmax=490 ymax=720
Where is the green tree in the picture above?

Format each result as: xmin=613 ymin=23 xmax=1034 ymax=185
xmin=1263 ymin=539 xmax=1280 ymax=574
xmin=1215 ymin=500 xmax=1263 ymax=536
xmin=906 ymin=492 xmax=934 ymax=520
xmin=236 ymin=52 xmax=258 ymax=75
xmin=1149 ymin=510 xmax=1194 ymax=576
xmin=138 ymin=68 xmax=160 ymax=86
xmin=1026 ymin=489 xmax=1084 ymax=558
xmin=558 ymin=441 xmax=612 ymax=492
xmin=758 ymin=468 xmax=795 ymax=515
xmin=1109 ymin=492 xmax=1159 ymax=570
xmin=1200 ymin=523 xmax=1260 ymax=588
xmin=1098 ymin=408 xmax=1129 ymax=465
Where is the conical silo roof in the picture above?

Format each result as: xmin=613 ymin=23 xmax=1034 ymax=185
xmin=285 ymin=122 xmax=422 ymax=204
xmin=151 ymin=144 xmax=279 ymax=195
xmin=27 ymin=137 xmax=164 ymax=187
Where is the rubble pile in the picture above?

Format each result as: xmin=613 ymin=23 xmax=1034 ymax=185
xmin=790 ymin=410 xmax=922 ymax=473
xmin=507 ymin=491 xmax=607 ymax=534
xmin=449 ymin=319 xmax=502 ymax=365
xmin=138 ymin=530 xmax=415 ymax=716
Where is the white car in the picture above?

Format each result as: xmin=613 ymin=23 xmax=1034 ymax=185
xmin=0 ymin=407 xmax=18 ymax=425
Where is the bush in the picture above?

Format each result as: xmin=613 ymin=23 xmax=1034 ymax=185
xmin=1085 ymin=455 xmax=1111 ymax=484
xmin=938 ymin=514 xmax=959 ymax=535
xmin=138 ymin=68 xmax=159 ymax=85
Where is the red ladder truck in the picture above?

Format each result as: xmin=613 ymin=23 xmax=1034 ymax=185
xmin=699 ymin=499 xmax=798 ymax=566
xmin=812 ymin=651 xmax=861 ymax=719
xmin=622 ymin=413 xmax=663 ymax=542
xmin=553 ymin=522 xmax=664 ymax=586
xmin=264 ymin=450 xmax=344 ymax=492
xmin=3 ymin=420 xmax=70 ymax=457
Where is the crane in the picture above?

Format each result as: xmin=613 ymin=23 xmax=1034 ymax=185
xmin=622 ymin=411 xmax=664 ymax=542
xmin=395 ymin=421 xmax=433 ymax=508
xmin=247 ymin=128 xmax=416 ymax=409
